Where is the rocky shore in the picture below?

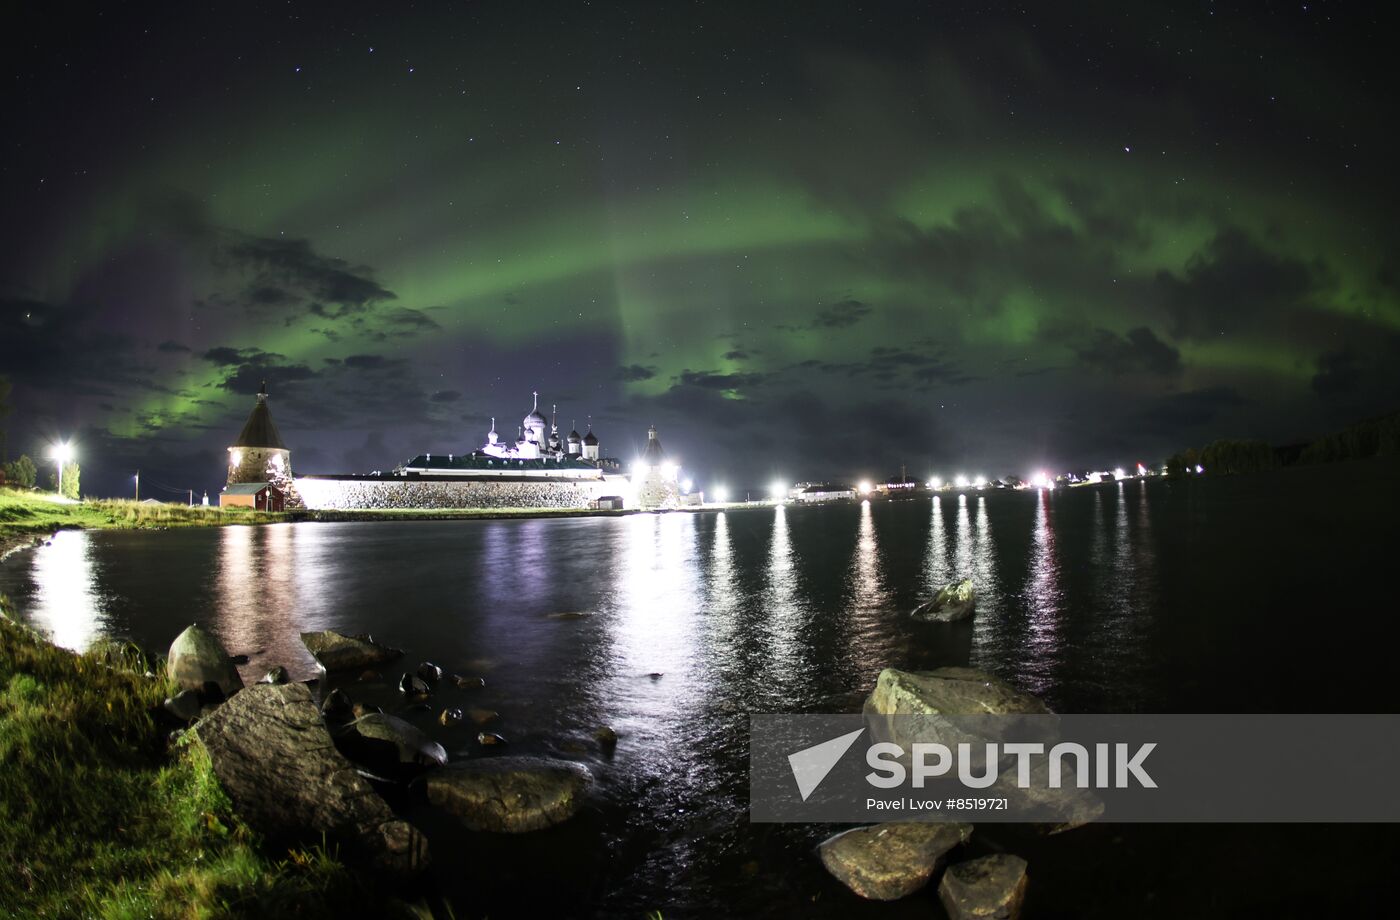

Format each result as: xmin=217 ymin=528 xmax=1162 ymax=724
xmin=159 ymin=626 xmax=605 ymax=886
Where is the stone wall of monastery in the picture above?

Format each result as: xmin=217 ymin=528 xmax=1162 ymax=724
xmin=293 ymin=476 xmax=629 ymax=511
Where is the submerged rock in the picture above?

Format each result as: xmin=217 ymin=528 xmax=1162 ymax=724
xmin=939 ymin=853 xmax=1028 ymax=919
xmin=865 ymin=667 xmax=1051 ymax=719
xmin=477 ymin=731 xmax=507 ymax=746
xmin=818 ymin=822 xmax=971 ymax=900
xmin=594 ymin=726 xmax=618 ymax=751
xmin=321 ymin=688 xmax=354 ymax=726
xmin=453 ymin=674 xmax=485 ymax=689
xmin=415 ymin=662 xmax=443 ymax=686
xmin=439 ymin=708 xmax=464 ymax=726
xmin=259 ymin=665 xmax=290 ymax=685
xmin=423 ymin=756 xmax=592 ymax=832
xmin=467 ymin=707 xmax=499 ymax=726
xmin=913 ymin=578 xmax=976 ymax=622
xmin=166 ymin=624 xmax=244 ymax=698
xmin=192 ymin=682 xmax=429 ymax=876
xmin=163 ymin=688 xmax=202 ymax=722
xmin=339 ymin=712 xmax=448 ymax=777
xmin=399 ymin=673 xmax=431 ymax=696
xmin=300 ymin=630 xmax=403 ymax=672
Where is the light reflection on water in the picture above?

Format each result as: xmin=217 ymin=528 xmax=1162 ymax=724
xmin=23 ymin=530 xmax=106 ymax=651
xmin=1018 ymin=489 xmax=1063 ymax=696
xmin=7 ymin=465 xmax=1400 ymax=913
xmin=4 ymin=491 xmax=1169 ymax=715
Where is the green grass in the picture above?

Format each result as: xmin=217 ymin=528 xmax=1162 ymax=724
xmin=0 ymin=604 xmax=404 ymax=919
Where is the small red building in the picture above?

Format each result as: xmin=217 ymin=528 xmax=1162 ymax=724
xmin=220 ymin=482 xmax=285 ymax=512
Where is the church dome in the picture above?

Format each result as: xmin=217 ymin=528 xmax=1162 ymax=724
xmin=526 ymin=389 xmax=546 ymax=428
xmin=583 ymin=430 xmax=598 ymax=446
xmin=568 ymin=429 xmax=582 ymax=442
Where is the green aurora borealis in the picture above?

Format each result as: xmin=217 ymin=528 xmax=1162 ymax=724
xmin=3 ymin=2 xmax=1397 ymax=495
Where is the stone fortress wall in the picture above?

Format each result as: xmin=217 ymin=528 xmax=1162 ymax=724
xmin=293 ymin=475 xmax=629 ymax=511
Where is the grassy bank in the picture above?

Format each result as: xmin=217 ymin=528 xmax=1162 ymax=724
xmin=0 ymin=603 xmax=401 ymax=918
xmin=0 ymin=488 xmax=285 ymax=558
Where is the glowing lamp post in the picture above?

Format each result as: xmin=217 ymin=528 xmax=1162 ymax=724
xmin=857 ymin=480 xmax=873 ymax=496
xmin=769 ymin=480 xmax=787 ymax=503
xmin=49 ymin=441 xmax=73 ymax=497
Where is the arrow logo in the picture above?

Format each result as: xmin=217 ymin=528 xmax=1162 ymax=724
xmin=787 ymin=727 xmax=865 ymax=801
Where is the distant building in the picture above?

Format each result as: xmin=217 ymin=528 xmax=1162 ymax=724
xmin=399 ymin=392 xmax=622 ymax=478
xmin=876 ymin=474 xmax=920 ymax=495
xmin=289 ymin=389 xmax=633 ymax=510
xmin=226 ymin=382 xmax=292 ymax=492
xmin=796 ymin=484 xmax=856 ymax=503
xmin=634 ymin=425 xmax=683 ymax=510
xmin=222 ymin=382 xmax=293 ymax=510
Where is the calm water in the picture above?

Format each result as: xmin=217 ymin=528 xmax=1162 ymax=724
xmin=3 ymin=460 xmax=1399 ymax=916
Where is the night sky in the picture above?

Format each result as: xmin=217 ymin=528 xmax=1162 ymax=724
xmin=3 ymin=2 xmax=1397 ymax=499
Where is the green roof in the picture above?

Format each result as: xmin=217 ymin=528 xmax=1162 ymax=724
xmin=223 ymin=482 xmax=278 ymax=495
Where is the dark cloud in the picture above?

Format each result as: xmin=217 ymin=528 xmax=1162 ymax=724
xmin=371 ymin=307 xmax=441 ymax=338
xmin=203 ymin=346 xmax=280 ymax=366
xmin=219 ymin=361 xmax=316 ymax=395
xmin=1143 ymin=386 xmax=1249 ymax=431
xmin=156 ymin=340 xmax=191 ymax=353
xmin=722 ymin=349 xmax=750 ymax=361
xmin=778 ymin=298 xmax=875 ymax=332
xmin=675 ymin=369 xmax=769 ymax=390
xmin=1153 ymin=229 xmax=1324 ymax=341
xmin=431 ymin=390 xmax=462 ymax=403
xmin=799 ymin=346 xmax=976 ymax=388
xmin=811 ymin=299 xmax=873 ymax=329
xmin=225 ymin=236 xmax=395 ymax=319
xmin=614 ymin=364 xmax=658 ymax=382
xmin=1074 ymin=326 xmax=1182 ymax=377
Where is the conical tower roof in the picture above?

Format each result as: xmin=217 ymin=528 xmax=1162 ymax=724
xmin=232 ymin=382 xmax=287 ymax=449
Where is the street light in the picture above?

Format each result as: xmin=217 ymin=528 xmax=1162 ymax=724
xmin=49 ymin=441 xmax=73 ymax=497
xmin=769 ymin=480 xmax=787 ymax=502
xmin=711 ymin=485 xmax=729 ymax=504
xmin=857 ymin=480 xmax=873 ymax=496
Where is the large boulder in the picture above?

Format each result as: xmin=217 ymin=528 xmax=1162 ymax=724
xmin=913 ymin=578 xmax=976 ymax=622
xmin=300 ymin=630 xmax=403 ymax=671
xmin=938 ymin=853 xmax=1028 ymax=919
xmin=337 ymin=712 xmax=448 ymax=778
xmin=192 ymin=682 xmax=429 ymax=876
xmin=863 ymin=666 xmax=1054 ymax=753
xmin=423 ymin=756 xmax=592 ymax=833
xmin=818 ymin=822 xmax=971 ymax=900
xmin=166 ymin=624 xmax=244 ymax=698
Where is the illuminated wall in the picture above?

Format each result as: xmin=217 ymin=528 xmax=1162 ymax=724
xmin=294 ymin=476 xmax=629 ymax=511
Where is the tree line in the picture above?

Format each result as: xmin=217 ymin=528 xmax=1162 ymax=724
xmin=1165 ymin=411 xmax=1400 ymax=477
